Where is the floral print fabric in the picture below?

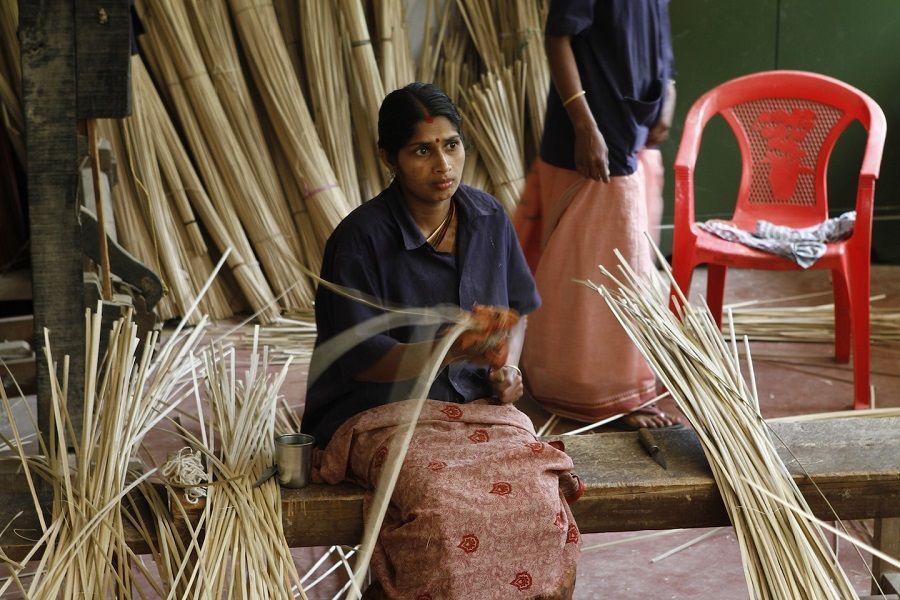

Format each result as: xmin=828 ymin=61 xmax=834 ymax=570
xmin=316 ymin=400 xmax=581 ymax=599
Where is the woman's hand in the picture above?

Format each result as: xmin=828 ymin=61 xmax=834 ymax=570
xmin=574 ymin=123 xmax=610 ymax=183
xmin=489 ymin=365 xmax=524 ymax=405
xmin=646 ymin=79 xmax=677 ymax=147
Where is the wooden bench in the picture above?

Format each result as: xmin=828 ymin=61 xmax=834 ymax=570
xmin=2 ymin=417 xmax=898 ymax=595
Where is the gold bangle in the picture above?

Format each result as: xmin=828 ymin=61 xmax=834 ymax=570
xmin=562 ymin=90 xmax=586 ymax=108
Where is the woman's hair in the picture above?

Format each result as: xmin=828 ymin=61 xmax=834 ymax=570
xmin=377 ymin=82 xmax=463 ymax=161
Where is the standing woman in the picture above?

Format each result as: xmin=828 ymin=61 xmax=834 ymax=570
xmin=515 ymin=0 xmax=679 ymax=429
xmin=303 ymin=83 xmax=580 ymax=599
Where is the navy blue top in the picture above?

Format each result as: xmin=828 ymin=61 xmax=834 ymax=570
xmin=539 ymin=0 xmax=674 ymax=176
xmin=302 ymin=182 xmax=541 ymax=447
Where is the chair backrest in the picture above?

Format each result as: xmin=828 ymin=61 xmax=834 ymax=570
xmin=676 ymin=70 xmax=886 ymax=230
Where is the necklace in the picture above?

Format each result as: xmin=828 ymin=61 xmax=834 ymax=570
xmin=426 ymin=200 xmax=455 ymax=246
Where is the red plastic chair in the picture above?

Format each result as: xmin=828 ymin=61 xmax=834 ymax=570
xmin=669 ymin=71 xmax=886 ymax=410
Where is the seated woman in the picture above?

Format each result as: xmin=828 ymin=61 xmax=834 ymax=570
xmin=302 ymin=83 xmax=580 ymax=599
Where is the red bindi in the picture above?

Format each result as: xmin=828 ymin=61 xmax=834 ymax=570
xmin=435 ymin=138 xmax=440 ymax=143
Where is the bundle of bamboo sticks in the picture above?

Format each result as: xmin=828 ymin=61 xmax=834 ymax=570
xmin=137 ymin=1 xmax=315 ymax=311
xmin=0 ymin=306 xmax=209 ymax=598
xmin=725 ymin=295 xmax=900 ymax=344
xmin=300 ymin=0 xmax=361 ymax=207
xmin=0 ymin=1 xmax=22 ymax=163
xmin=462 ymin=63 xmax=527 ymax=213
xmin=583 ymin=252 xmax=868 ymax=598
xmin=176 ymin=336 xmax=306 ymax=598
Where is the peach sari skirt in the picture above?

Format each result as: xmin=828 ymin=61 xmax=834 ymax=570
xmin=514 ymin=154 xmax=661 ymax=422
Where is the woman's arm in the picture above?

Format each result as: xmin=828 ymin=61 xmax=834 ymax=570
xmin=488 ymin=317 xmax=527 ymax=404
xmin=545 ymin=34 xmax=609 ymax=183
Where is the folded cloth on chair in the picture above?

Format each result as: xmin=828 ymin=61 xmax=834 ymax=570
xmin=699 ymin=211 xmax=855 ymax=268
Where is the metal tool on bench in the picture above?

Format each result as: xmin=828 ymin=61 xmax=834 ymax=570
xmin=638 ymin=427 xmax=668 ymax=470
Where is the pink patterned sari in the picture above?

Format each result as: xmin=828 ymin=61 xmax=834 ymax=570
xmin=316 ymin=399 xmax=580 ymax=599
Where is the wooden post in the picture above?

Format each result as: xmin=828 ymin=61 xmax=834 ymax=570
xmin=873 ymin=517 xmax=900 ymax=595
xmin=21 ymin=0 xmax=131 ymax=437
xmin=20 ymin=0 xmax=85 ymax=437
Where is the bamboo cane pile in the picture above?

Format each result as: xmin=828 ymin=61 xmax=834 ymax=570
xmin=0 ymin=305 xmax=209 ymax=598
xmin=0 ymin=1 xmax=22 ymax=164
xmin=582 ymin=252 xmax=865 ymax=599
xmin=724 ymin=295 xmax=900 ymax=345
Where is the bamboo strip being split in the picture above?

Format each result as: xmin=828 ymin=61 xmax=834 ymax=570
xmin=582 ymin=251 xmax=861 ymax=599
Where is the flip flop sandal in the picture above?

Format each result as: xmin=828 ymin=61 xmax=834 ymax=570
xmin=609 ymin=403 xmax=684 ymax=432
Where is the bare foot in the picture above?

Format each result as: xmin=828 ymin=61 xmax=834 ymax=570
xmin=617 ymin=406 xmax=679 ymax=430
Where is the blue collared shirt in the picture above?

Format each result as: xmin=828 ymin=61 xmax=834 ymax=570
xmin=540 ymin=0 xmax=674 ymax=176
xmin=302 ymin=181 xmax=541 ymax=447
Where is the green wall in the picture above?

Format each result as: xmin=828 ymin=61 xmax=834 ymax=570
xmin=661 ymin=0 xmax=900 ymax=262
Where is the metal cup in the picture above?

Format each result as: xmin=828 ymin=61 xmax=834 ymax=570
xmin=274 ymin=433 xmax=315 ymax=488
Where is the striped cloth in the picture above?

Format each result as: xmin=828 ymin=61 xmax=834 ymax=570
xmin=699 ymin=211 xmax=855 ymax=268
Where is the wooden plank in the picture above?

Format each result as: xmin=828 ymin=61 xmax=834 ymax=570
xmin=20 ymin=1 xmax=85 ymax=436
xmin=168 ymin=417 xmax=900 ymax=547
xmin=74 ymin=0 xmax=132 ymax=118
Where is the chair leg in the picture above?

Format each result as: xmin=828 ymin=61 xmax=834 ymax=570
xmin=705 ymin=265 xmax=727 ymax=328
xmin=831 ymin=269 xmax=852 ymax=363
xmin=847 ymin=265 xmax=871 ymax=410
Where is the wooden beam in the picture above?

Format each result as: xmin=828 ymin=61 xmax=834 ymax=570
xmin=20 ymin=0 xmax=85 ymax=436
xmin=74 ymin=0 xmax=132 ymax=118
